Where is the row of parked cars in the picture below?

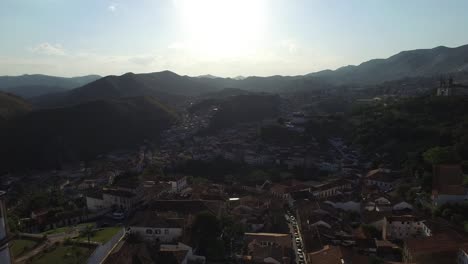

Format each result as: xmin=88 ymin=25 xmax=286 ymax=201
xmin=286 ymin=209 xmax=305 ymax=264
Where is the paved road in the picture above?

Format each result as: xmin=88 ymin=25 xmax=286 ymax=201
xmin=286 ymin=212 xmax=306 ymax=264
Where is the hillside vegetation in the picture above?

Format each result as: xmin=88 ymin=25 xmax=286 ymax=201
xmin=33 ymin=71 xmax=217 ymax=108
xmin=351 ymin=96 xmax=468 ymax=164
xmin=0 ymin=92 xmax=32 ymax=121
xmin=2 ymin=96 xmax=178 ymax=170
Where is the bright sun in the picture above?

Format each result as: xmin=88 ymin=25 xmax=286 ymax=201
xmin=175 ymin=0 xmax=267 ymax=58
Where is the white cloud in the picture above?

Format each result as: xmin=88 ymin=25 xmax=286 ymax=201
xmin=129 ymin=56 xmax=156 ymax=66
xmin=280 ymin=40 xmax=298 ymax=54
xmin=29 ymin=43 xmax=66 ymax=56
xmin=108 ymin=4 xmax=116 ymax=12
xmin=168 ymin=42 xmax=187 ymax=50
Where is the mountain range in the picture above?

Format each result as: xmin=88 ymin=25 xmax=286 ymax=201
xmin=2 ymin=43 xmax=468 ymax=170
xmin=0 ymin=74 xmax=100 ymax=98
xmin=3 ymin=44 xmax=468 ymax=108
xmin=307 ymin=44 xmax=468 ymax=85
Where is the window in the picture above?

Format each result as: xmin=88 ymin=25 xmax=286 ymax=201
xmin=146 ymin=229 xmax=153 ymax=234
xmin=155 ymin=229 xmax=161 ymax=234
xmin=165 ymin=229 xmax=169 ymax=234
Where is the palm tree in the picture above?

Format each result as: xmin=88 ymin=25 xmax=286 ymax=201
xmin=80 ymin=224 xmax=94 ymax=247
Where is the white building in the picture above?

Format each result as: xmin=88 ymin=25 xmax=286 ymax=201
xmin=170 ymin=175 xmax=188 ymax=193
xmin=86 ymin=189 xmax=138 ymax=212
xmin=160 ymin=243 xmax=206 ymax=264
xmin=311 ymin=179 xmax=352 ymax=199
xmin=127 ymin=210 xmax=183 ymax=243
xmin=458 ymin=245 xmax=468 ymax=264
xmin=365 ymin=168 xmax=396 ymax=191
xmin=383 ymin=215 xmax=425 ymax=240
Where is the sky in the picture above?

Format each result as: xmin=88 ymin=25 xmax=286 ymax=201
xmin=1 ymin=0 xmax=468 ymax=78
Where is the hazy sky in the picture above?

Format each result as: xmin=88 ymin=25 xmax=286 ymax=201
xmin=1 ymin=0 xmax=468 ymax=77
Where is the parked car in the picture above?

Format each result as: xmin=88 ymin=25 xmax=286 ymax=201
xmin=112 ymin=211 xmax=125 ymax=220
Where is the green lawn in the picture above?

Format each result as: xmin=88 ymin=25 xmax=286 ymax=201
xmin=41 ymin=222 xmax=96 ymax=235
xmin=76 ymin=227 xmax=122 ymax=244
xmin=10 ymin=239 xmax=39 ymax=257
xmin=41 ymin=226 xmax=74 ymax=235
xmin=30 ymin=245 xmax=92 ymax=264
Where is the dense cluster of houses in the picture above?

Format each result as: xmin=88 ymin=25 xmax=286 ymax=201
xmin=4 ymin=102 xmax=468 ymax=264
xmin=154 ymin=111 xmax=351 ymax=173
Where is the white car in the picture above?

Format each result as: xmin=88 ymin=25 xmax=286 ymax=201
xmin=112 ymin=211 xmax=125 ymax=220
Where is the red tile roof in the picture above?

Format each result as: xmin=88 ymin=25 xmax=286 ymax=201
xmin=308 ymin=245 xmax=343 ymax=264
xmin=432 ymin=164 xmax=465 ymax=195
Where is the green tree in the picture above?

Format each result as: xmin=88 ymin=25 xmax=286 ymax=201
xmin=191 ymin=212 xmax=223 ymax=260
xmin=423 ymin=146 xmax=459 ymax=165
xmin=361 ymin=224 xmax=381 ymax=239
xmin=246 ymin=170 xmax=269 ymax=185
xmin=80 ymin=225 xmax=95 ymax=247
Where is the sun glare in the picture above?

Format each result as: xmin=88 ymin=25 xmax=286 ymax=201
xmin=175 ymin=0 xmax=268 ymax=58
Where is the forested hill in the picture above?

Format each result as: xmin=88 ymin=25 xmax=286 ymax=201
xmin=0 ymin=92 xmax=32 ymax=126
xmin=351 ymin=96 xmax=468 ymax=165
xmin=1 ymin=96 xmax=178 ymax=171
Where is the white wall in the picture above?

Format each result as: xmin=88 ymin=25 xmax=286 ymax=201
xmin=0 ymin=244 xmax=11 ymax=264
xmin=129 ymin=226 xmax=182 ymax=243
xmin=385 ymin=220 xmax=424 ymax=240
xmin=433 ymin=194 xmax=468 ymax=207
xmin=86 ymin=196 xmax=106 ymax=211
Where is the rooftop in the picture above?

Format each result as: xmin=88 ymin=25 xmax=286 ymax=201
xmin=103 ymin=189 xmax=136 ymax=198
xmin=148 ymin=200 xmax=224 ymax=215
xmin=128 ymin=210 xmax=183 ymax=228
xmin=432 ymin=164 xmax=465 ymax=195
xmin=308 ymin=245 xmax=344 ymax=264
xmin=386 ymin=215 xmax=423 ymax=223
xmin=244 ymin=232 xmax=290 ymax=237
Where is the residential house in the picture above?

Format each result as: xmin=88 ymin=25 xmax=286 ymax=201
xmin=148 ymin=200 xmax=226 ymax=226
xmin=169 ymin=175 xmax=188 ymax=193
xmin=364 ymin=168 xmax=397 ymax=191
xmin=432 ymin=164 xmax=468 ymax=206
xmin=382 ymin=215 xmax=425 ymax=240
xmin=324 ymin=198 xmax=361 ymax=212
xmin=244 ymin=233 xmax=292 ymax=264
xmin=159 ymin=243 xmax=206 ymax=264
xmin=392 ymin=201 xmax=413 ymax=212
xmin=86 ymin=189 xmax=138 ymax=212
xmin=127 ymin=210 xmax=183 ymax=243
xmin=307 ymin=245 xmax=344 ymax=264
xmin=311 ymin=178 xmax=352 ymax=199
xmin=404 ymin=232 xmax=466 ymax=264
xmin=270 ymin=180 xmax=310 ymax=200
xmin=103 ymin=240 xmax=205 ymax=264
